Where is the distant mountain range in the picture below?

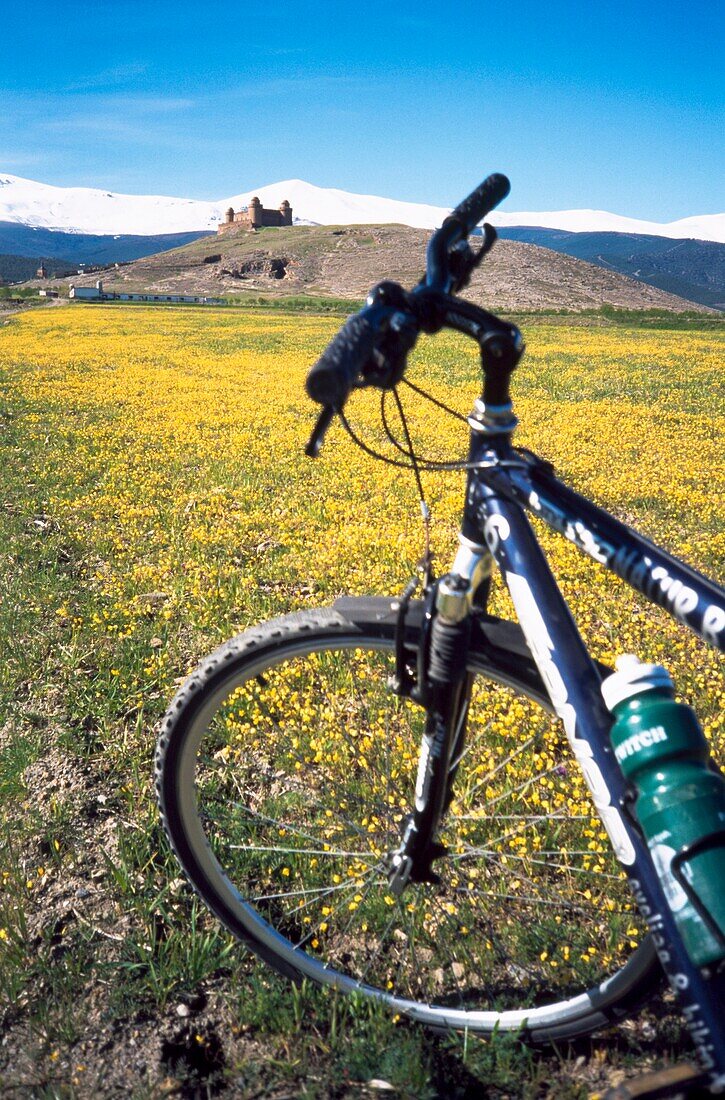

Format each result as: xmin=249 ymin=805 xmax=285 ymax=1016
xmin=495 ymin=228 xmax=725 ymax=311
xmin=2 ymin=172 xmax=723 ymax=240
xmin=1 ymin=173 xmax=722 ymax=309
xmin=0 ymin=221 xmax=212 ymax=266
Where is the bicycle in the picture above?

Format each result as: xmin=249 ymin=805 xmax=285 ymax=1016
xmin=155 ymin=174 xmax=725 ymax=1084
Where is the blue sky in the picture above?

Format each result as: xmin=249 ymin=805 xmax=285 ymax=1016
xmin=2 ymin=0 xmax=723 ymax=219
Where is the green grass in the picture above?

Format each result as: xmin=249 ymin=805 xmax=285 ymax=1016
xmin=507 ymin=305 xmax=722 ymax=328
xmin=0 ymin=286 xmax=40 ymax=299
xmin=223 ymin=292 xmax=365 ymax=313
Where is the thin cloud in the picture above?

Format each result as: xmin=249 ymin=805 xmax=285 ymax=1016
xmin=219 ymin=74 xmax=360 ymax=100
xmin=0 ymin=152 xmax=50 ymax=169
xmin=65 ymin=63 xmax=148 ymax=92
xmin=101 ymin=95 xmax=195 ymax=113
xmin=2 ymin=89 xmax=194 ymax=115
xmin=251 ymin=46 xmax=306 ymax=57
xmin=42 ymin=115 xmax=193 ymax=146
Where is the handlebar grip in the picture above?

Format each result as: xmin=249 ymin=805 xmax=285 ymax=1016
xmin=449 ymin=173 xmax=510 ymax=235
xmin=305 ymin=311 xmax=377 ymax=408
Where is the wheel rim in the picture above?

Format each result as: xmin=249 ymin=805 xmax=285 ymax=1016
xmin=171 ymin=634 xmax=652 ymax=1030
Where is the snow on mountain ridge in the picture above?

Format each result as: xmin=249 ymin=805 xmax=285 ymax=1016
xmin=1 ymin=172 xmax=723 ymax=243
xmin=224 ymin=179 xmax=452 ymax=234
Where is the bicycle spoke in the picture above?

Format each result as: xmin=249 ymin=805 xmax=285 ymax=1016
xmin=464 ymin=732 xmax=537 ymax=799
xmin=227 ymin=843 xmax=378 ymax=860
xmin=171 ymin=637 xmax=648 ymax=1025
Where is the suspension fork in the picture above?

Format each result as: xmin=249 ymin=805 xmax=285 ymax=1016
xmin=439 ymin=541 xmax=494 ymax=810
xmin=386 ymin=539 xmax=492 ymax=895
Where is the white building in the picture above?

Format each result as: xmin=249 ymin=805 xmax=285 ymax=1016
xmin=68 ymin=281 xmax=224 ymax=306
xmin=69 ymin=285 xmax=103 ymax=300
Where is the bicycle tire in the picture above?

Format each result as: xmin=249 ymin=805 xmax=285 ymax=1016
xmin=155 ymin=599 xmax=661 ymax=1042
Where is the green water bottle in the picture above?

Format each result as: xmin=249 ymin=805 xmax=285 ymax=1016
xmin=602 ymin=655 xmax=725 ymax=969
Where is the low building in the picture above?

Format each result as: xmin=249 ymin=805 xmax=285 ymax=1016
xmin=69 ymin=285 xmax=103 ymax=300
xmin=217 ymin=196 xmax=292 ymax=235
xmin=69 ymin=282 xmax=224 ymax=306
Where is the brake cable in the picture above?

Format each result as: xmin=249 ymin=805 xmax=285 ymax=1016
xmin=390 ymin=387 xmax=433 ymax=588
xmin=338 ymin=378 xmax=469 ymax=472
xmin=400 ymin=376 xmax=469 ymax=425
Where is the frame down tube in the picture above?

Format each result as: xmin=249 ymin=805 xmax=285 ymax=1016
xmin=478 ymin=488 xmax=725 ymax=1086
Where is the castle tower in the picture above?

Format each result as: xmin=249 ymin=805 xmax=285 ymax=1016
xmin=279 ymin=200 xmax=292 ymax=226
xmin=248 ymin=196 xmax=262 ymax=228
xmin=36 ymin=262 xmax=47 ymax=279
xmin=225 ymin=206 xmax=234 ymax=224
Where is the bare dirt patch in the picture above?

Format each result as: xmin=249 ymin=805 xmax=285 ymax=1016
xmin=0 ymin=736 xmax=246 ymax=1097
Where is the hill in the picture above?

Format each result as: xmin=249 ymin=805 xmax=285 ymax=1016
xmin=497 ymin=228 xmax=724 ymax=310
xmin=0 ymin=252 xmax=77 ymax=283
xmin=62 ymin=223 xmax=712 ymax=313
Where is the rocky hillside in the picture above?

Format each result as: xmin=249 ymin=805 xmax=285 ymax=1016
xmin=65 ymin=224 xmax=710 ymax=312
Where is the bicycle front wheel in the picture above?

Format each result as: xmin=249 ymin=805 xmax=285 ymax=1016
xmin=155 ymin=601 xmax=659 ymax=1041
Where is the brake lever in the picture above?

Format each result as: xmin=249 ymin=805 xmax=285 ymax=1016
xmin=305 ymin=404 xmax=336 ymax=458
xmin=451 ymin=223 xmax=498 ymax=294
xmin=473 ymin=222 xmax=498 ymax=266
xmin=361 ymin=311 xmax=419 ymax=390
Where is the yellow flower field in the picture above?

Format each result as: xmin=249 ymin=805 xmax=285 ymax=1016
xmin=1 ymin=305 xmax=721 ymax=704
xmin=0 ymin=303 xmax=722 ymax=1078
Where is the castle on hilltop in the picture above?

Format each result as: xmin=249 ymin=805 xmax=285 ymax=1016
xmin=217 ymin=196 xmax=293 ymax=234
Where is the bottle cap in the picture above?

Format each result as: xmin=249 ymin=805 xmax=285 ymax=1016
xmin=601 ymin=654 xmax=674 ymax=712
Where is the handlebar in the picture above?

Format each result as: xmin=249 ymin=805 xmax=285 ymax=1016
xmin=304 ymin=173 xmax=515 ymax=449
xmin=305 ymin=308 xmax=381 ymax=410
xmin=424 ymin=174 xmax=509 ymax=294
xmin=447 ymin=172 xmax=510 ymax=237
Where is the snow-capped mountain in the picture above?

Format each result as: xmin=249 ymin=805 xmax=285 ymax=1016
xmin=0 ymin=172 xmax=723 ymax=243
xmin=491 ymin=207 xmax=725 ymax=244
xmin=0 ymin=173 xmax=218 ymax=236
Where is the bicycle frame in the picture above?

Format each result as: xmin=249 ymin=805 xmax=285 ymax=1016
xmin=305 ymin=180 xmax=725 ymax=1074
xmin=456 ymin=421 xmax=725 ymax=1086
